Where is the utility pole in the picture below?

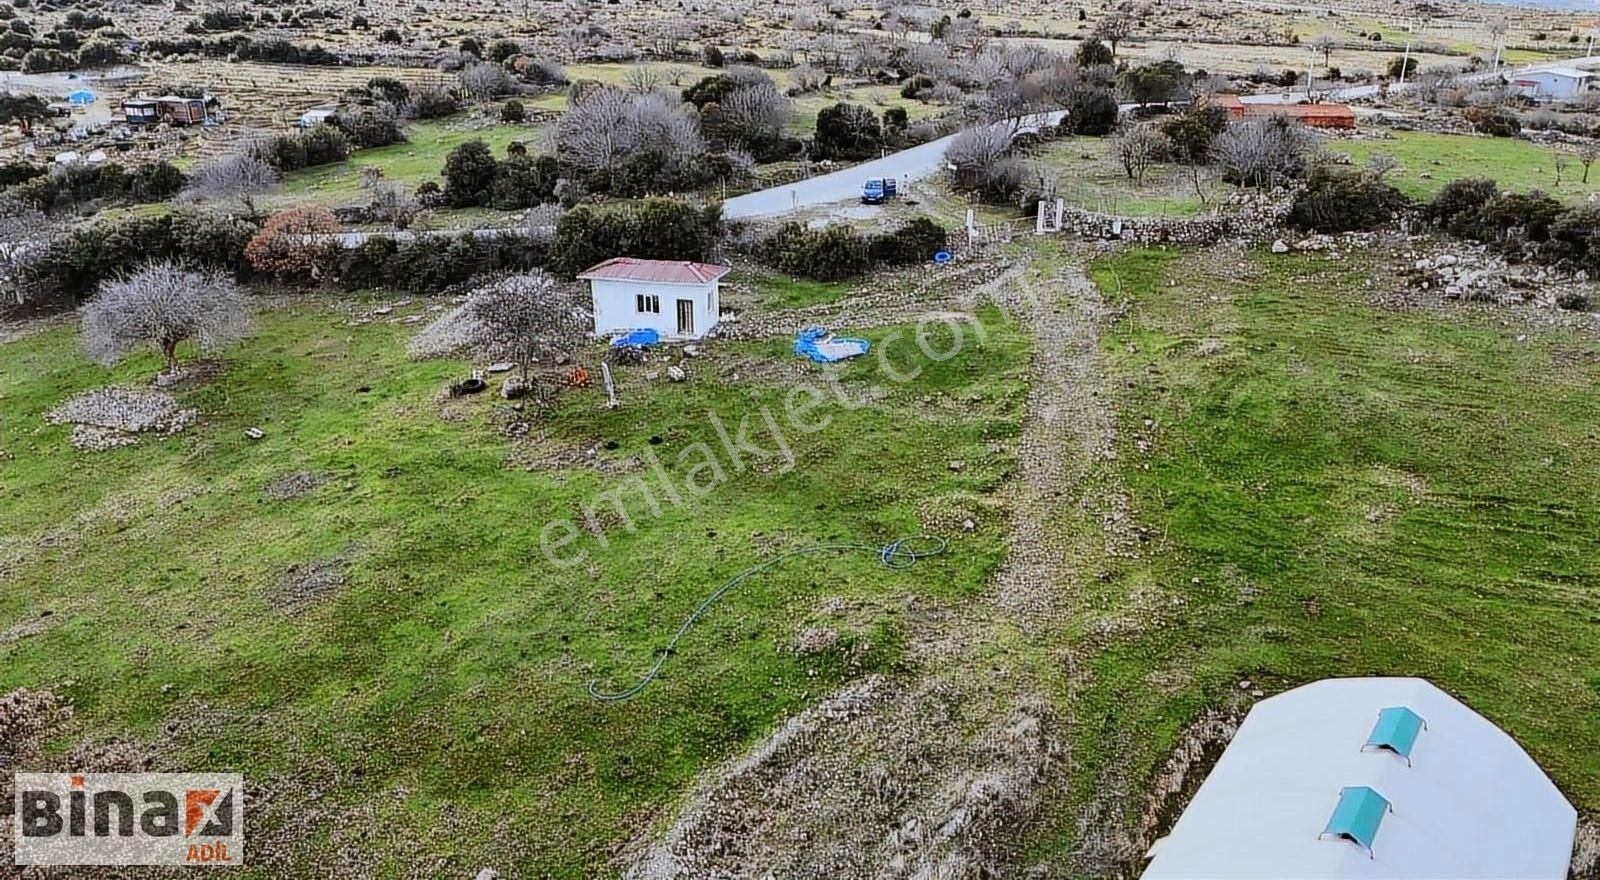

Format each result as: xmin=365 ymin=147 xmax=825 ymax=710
xmin=1399 ymin=41 xmax=1412 ymax=87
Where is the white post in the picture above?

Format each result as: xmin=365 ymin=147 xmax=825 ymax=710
xmin=1399 ymin=42 xmax=1412 ymax=87
xmin=602 ymin=362 xmax=618 ymax=409
xmin=966 ymin=207 xmax=976 ymax=235
xmin=1055 ymin=198 xmax=1065 ymax=231
xmin=1035 ymin=200 xmax=1047 ymax=234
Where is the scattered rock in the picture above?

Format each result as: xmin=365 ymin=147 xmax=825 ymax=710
xmin=794 ymin=627 xmax=840 ymax=656
xmin=244 ymin=426 xmax=265 ymax=440
xmin=1270 ymin=239 xmax=1290 ymax=254
xmin=262 ymin=471 xmax=330 ymax=502
xmin=501 ymin=375 xmax=530 ymax=400
xmin=486 ymin=362 xmax=515 ymax=374
xmin=666 ymin=365 xmax=687 ymax=382
xmin=47 ymin=387 xmax=198 ymax=451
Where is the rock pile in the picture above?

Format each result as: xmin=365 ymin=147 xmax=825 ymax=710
xmin=46 ymin=388 xmax=198 ymax=451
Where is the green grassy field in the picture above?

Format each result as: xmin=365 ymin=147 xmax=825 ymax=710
xmin=1021 ymin=245 xmax=1600 ymax=865
xmin=1338 ymin=130 xmax=1600 ymax=202
xmin=0 ymin=294 xmax=1027 ymax=877
xmin=280 ymin=116 xmax=547 ymax=206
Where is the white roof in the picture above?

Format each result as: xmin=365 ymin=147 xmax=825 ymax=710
xmin=1523 ymin=67 xmax=1596 ymax=80
xmin=1142 ymin=678 xmax=1575 ymax=880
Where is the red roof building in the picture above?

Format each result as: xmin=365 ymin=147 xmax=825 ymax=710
xmin=579 ymin=258 xmax=733 ymax=341
xmin=1212 ymin=95 xmax=1357 ymax=130
xmin=577 ymin=258 xmax=732 ymax=286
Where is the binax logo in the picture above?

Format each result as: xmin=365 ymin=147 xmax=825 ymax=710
xmin=12 ymin=773 xmax=244 ymax=866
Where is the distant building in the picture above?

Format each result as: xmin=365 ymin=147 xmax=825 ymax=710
xmin=1213 ymin=95 xmax=1357 ymax=129
xmin=1511 ymin=68 xmax=1596 ymax=101
xmin=579 ymin=258 xmax=731 ymax=341
xmin=122 ymin=95 xmax=208 ymax=126
xmin=297 ymin=105 xmax=339 ymax=128
xmin=1141 ymin=677 xmax=1576 ymax=880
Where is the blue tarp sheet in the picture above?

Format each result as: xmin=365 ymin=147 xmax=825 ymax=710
xmin=794 ymin=326 xmax=869 ymax=363
xmin=611 ymin=328 xmax=660 ymax=348
xmin=67 ymin=89 xmax=96 ymax=104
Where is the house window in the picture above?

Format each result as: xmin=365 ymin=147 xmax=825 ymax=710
xmin=636 ymin=294 xmax=660 ymax=314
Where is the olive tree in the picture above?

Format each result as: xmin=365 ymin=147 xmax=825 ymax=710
xmin=82 ymin=262 xmax=250 ymax=374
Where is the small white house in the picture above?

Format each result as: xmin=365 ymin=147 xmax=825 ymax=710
xmin=1142 ymin=677 xmax=1576 ymax=880
xmin=297 ymin=105 xmax=339 ymax=128
xmin=579 ymin=257 xmax=731 ymax=341
xmin=1511 ymin=67 xmax=1596 ymax=101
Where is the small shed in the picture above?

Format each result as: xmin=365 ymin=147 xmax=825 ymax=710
xmin=297 ymin=105 xmax=338 ymax=128
xmin=579 ymin=257 xmax=731 ymax=341
xmin=1141 ymin=677 xmax=1577 ymax=880
xmin=122 ymin=98 xmax=159 ymax=125
xmin=1512 ymin=68 xmax=1596 ymax=101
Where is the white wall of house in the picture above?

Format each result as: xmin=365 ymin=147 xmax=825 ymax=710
xmin=1514 ymin=72 xmax=1592 ymax=100
xmin=589 ymin=278 xmax=720 ymax=340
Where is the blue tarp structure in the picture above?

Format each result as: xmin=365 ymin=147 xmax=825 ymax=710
xmin=794 ymin=326 xmax=869 ymax=363
xmin=610 ymin=328 xmax=660 ymax=348
xmin=67 ymin=89 xmax=96 ymax=105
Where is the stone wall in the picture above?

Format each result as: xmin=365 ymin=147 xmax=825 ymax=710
xmin=1045 ymin=190 xmax=1298 ymax=246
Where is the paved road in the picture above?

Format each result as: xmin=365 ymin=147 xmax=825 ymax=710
xmin=723 ymin=111 xmax=1068 ymax=219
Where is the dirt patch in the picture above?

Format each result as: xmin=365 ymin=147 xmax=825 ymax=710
xmin=262 ymin=470 xmax=332 ymax=501
xmin=1572 ymin=819 xmax=1600 ymax=880
xmin=624 ymin=676 xmax=1059 ymax=880
xmin=46 ymin=387 xmax=198 ymax=451
xmin=275 ymin=554 xmax=352 ymax=610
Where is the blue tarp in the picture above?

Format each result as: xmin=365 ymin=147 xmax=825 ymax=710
xmin=610 ymin=328 xmax=660 ymax=348
xmin=794 ymin=326 xmax=869 ymax=363
xmin=67 ymin=89 xmax=96 ymax=105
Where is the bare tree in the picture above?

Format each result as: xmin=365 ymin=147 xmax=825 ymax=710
xmin=459 ymin=62 xmax=515 ymax=102
xmin=1115 ymin=121 xmax=1170 ymax=185
xmin=788 ymin=64 xmax=827 ymax=95
xmin=0 ymin=195 xmax=63 ymax=306
xmin=178 ymin=153 xmax=279 ymax=218
xmin=82 ymin=262 xmax=250 ymax=374
xmin=557 ymin=87 xmax=704 ymax=174
xmin=1579 ymin=143 xmax=1599 ymax=184
xmin=1553 ymin=152 xmax=1570 ymax=187
xmin=1094 ymin=12 xmax=1134 ymax=59
xmin=1210 ymin=117 xmax=1319 ymax=188
xmin=719 ymin=81 xmax=793 ymax=143
xmin=625 ymin=65 xmax=663 ymax=95
xmin=1366 ymin=153 xmax=1400 ymax=180
xmin=464 ymin=271 xmax=589 ymax=386
xmin=1307 ymin=35 xmax=1337 ymax=71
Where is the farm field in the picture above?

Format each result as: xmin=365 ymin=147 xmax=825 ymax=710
xmin=1335 ymin=130 xmax=1600 ymax=201
xmin=280 ymin=115 xmax=548 ymax=206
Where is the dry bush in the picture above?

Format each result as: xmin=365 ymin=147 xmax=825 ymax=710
xmin=177 ymin=152 xmax=280 ymax=217
xmin=245 ymin=205 xmax=340 ymax=278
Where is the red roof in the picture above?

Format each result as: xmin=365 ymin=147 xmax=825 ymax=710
xmin=577 ymin=257 xmax=731 ymax=285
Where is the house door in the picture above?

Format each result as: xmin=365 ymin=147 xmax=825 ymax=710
xmin=676 ymin=299 xmax=694 ymax=337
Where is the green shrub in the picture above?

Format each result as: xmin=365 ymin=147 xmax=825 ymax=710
xmin=813 ymin=103 xmax=883 ymax=161
xmin=869 ymin=217 xmax=947 ymax=265
xmin=552 ymin=199 xmax=723 ymax=277
xmin=1289 ymin=167 xmax=1410 ymax=232
xmin=443 ymin=139 xmax=498 ymax=208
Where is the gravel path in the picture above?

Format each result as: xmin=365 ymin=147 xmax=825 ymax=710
xmin=986 ymin=260 xmax=1112 ymax=629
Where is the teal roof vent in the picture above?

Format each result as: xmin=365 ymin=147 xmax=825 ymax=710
xmin=1363 ymin=706 xmax=1426 ymax=765
xmin=1320 ymin=786 xmax=1392 ymax=857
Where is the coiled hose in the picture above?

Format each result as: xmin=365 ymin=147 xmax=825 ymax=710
xmin=587 ymin=535 xmax=949 ymax=703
